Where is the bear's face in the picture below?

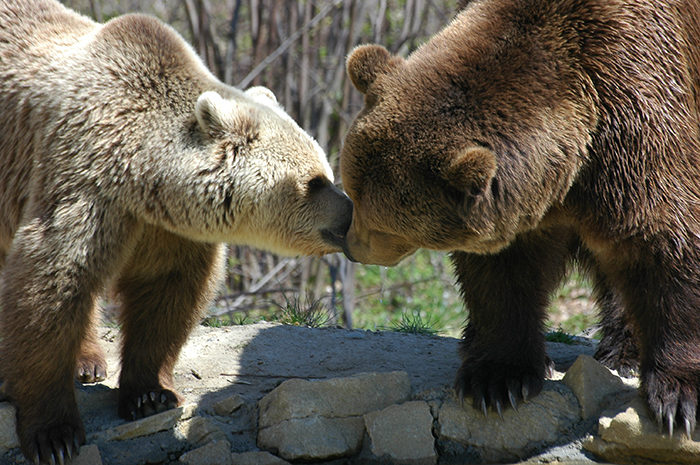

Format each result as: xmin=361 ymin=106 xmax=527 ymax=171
xmin=193 ymin=88 xmax=352 ymax=257
xmin=340 ymin=45 xmax=500 ymax=266
xmin=340 ymin=34 xmax=594 ymax=266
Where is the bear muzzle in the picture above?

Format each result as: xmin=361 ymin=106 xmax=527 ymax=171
xmin=341 ymin=218 xmax=418 ymax=266
xmin=319 ymin=184 xmax=353 ymax=250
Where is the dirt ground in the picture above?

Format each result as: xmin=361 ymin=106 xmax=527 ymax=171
xmin=59 ymin=322 xmax=602 ymax=464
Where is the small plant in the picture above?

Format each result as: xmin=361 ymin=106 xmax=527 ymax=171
xmin=391 ymin=309 xmax=441 ymax=336
xmin=546 ymin=325 xmax=575 ymax=344
xmin=275 ymin=292 xmax=331 ymax=328
xmin=202 ymin=313 xmax=249 ymax=327
xmin=231 ymin=313 xmax=249 ymax=325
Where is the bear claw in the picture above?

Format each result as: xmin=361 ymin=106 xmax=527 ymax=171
xmin=121 ymin=389 xmax=180 ymax=420
xmin=647 ymin=374 xmax=698 ymax=440
xmin=26 ymin=424 xmax=83 ymax=465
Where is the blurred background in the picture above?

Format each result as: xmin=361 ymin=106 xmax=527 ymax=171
xmin=60 ymin=0 xmax=598 ymax=338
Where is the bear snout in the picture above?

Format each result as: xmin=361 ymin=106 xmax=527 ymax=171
xmin=319 ymin=185 xmax=353 ymax=249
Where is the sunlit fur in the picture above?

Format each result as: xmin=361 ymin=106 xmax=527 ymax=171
xmin=0 ymin=0 xmax=351 ymax=462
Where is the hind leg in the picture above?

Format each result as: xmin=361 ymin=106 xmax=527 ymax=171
xmin=115 ymin=226 xmax=225 ymax=420
xmin=75 ymin=320 xmax=108 ymax=384
xmin=592 ymin=279 xmax=639 ymax=377
xmin=597 ymin=241 xmax=700 ymax=436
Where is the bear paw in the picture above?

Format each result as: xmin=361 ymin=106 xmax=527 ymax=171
xmin=19 ymin=419 xmax=85 ymax=465
xmin=75 ymin=353 xmax=108 ymax=384
xmin=118 ymin=388 xmax=183 ymax=421
xmin=454 ymin=355 xmax=554 ymax=419
xmin=594 ymin=331 xmax=639 ymax=378
xmin=644 ymin=371 xmax=698 ymax=438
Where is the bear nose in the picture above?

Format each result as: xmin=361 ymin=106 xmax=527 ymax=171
xmin=320 ymin=185 xmax=353 ymax=248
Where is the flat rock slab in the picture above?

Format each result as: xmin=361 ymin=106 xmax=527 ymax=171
xmin=257 ymin=371 xmax=411 ymax=461
xmin=259 ymin=416 xmax=365 ymax=461
xmin=584 ymin=396 xmax=700 ymax=464
xmin=258 ymin=371 xmax=412 ymax=427
xmin=365 ymin=400 xmax=437 ymax=465
xmin=437 ymin=381 xmax=581 ymax=463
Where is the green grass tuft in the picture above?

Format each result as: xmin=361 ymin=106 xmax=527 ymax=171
xmin=391 ymin=310 xmax=441 ymax=336
xmin=545 ymin=325 xmax=575 ymax=344
xmin=275 ymin=292 xmax=331 ymax=328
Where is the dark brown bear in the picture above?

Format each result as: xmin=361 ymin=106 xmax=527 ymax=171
xmin=340 ymin=0 xmax=700 ymax=437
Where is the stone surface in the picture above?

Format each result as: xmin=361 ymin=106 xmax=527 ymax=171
xmin=364 ymin=401 xmax=437 ymax=465
xmin=230 ymin=451 xmax=291 ymax=465
xmin=212 ymin=394 xmax=245 ymax=417
xmin=176 ymin=416 xmax=227 ymax=446
xmin=562 ymin=355 xmax=628 ymax=419
xmin=584 ymin=396 xmax=700 ymax=464
xmin=179 ymin=440 xmax=232 ymax=465
xmin=0 ymin=324 xmax=612 ymax=465
xmin=258 ymin=371 xmax=412 ymax=429
xmin=0 ymin=403 xmax=19 ymax=453
xmin=258 ymin=416 xmax=365 ymax=461
xmin=72 ymin=445 xmax=103 ymax=465
xmin=436 ymin=381 xmax=581 ymax=463
xmin=93 ymin=404 xmax=197 ymax=442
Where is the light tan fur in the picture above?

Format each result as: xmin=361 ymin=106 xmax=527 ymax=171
xmin=0 ymin=0 xmax=352 ymax=462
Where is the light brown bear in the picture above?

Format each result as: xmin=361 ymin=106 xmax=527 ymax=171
xmin=0 ymin=0 xmax=352 ymax=462
xmin=341 ymin=0 xmax=700 ymax=439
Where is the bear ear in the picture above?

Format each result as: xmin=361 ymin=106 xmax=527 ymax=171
xmin=443 ymin=146 xmax=497 ymax=204
xmin=245 ymin=86 xmax=278 ymax=104
xmin=346 ymin=44 xmax=403 ymax=94
xmin=195 ymin=91 xmax=240 ymax=137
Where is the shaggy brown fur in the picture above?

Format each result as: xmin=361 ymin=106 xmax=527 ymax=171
xmin=0 ymin=0 xmax=352 ymax=462
xmin=341 ymin=0 xmax=700 ymax=437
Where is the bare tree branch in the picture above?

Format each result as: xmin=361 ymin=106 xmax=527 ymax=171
xmin=238 ymin=0 xmax=342 ymax=89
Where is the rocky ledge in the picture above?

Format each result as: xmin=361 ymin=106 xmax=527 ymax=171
xmin=0 ymin=322 xmax=698 ymax=464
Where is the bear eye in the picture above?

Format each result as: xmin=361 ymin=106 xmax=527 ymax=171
xmin=307 ymin=176 xmax=326 ymax=193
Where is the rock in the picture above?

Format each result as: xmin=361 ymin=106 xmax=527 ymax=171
xmin=212 ymin=394 xmax=245 ymax=416
xmin=258 ymin=416 xmax=365 ymax=461
xmin=436 ymin=381 xmax=580 ymax=463
xmin=176 ymin=416 xmax=227 ymax=446
xmin=0 ymin=403 xmax=19 ymax=453
xmin=179 ymin=440 xmax=232 ymax=465
xmin=257 ymin=371 xmax=412 ymax=461
xmin=584 ymin=396 xmax=700 ymax=464
xmin=562 ymin=355 xmax=628 ymax=419
xmin=230 ymin=451 xmax=291 ymax=465
xmin=364 ymin=401 xmax=437 ymax=465
xmin=546 ymin=340 xmax=597 ymax=373
xmin=72 ymin=444 xmax=103 ymax=465
xmin=93 ymin=404 xmax=197 ymax=442
xmin=258 ymin=371 xmax=412 ymax=428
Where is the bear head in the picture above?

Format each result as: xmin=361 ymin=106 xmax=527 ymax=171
xmin=340 ymin=26 xmax=595 ymax=266
xmin=189 ymin=86 xmax=353 ymax=257
xmin=340 ymin=45 xmax=500 ymax=266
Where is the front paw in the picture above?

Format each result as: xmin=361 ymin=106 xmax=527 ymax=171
xmin=18 ymin=416 xmax=85 ymax=465
xmin=118 ymin=387 xmax=183 ymax=420
xmin=643 ymin=369 xmax=698 ymax=438
xmin=454 ymin=354 xmax=554 ymax=418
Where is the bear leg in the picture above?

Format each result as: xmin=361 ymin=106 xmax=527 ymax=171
xmin=115 ymin=228 xmax=225 ymax=420
xmin=451 ymin=229 xmax=572 ymax=416
xmin=591 ymin=280 xmax=639 ymax=377
xmin=0 ymin=209 xmax=137 ymax=464
xmin=75 ymin=322 xmax=108 ymax=383
xmin=607 ymin=253 xmax=700 ymax=437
